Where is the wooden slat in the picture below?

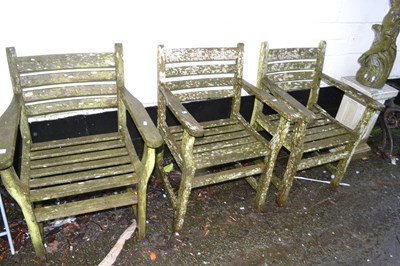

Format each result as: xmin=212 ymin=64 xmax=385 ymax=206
xmin=173 ymin=123 xmax=244 ymax=141
xmin=267 ymin=71 xmax=315 ymax=83
xmin=169 ymin=118 xmax=236 ymax=134
xmin=266 ymin=61 xmax=317 ymax=73
xmin=166 ymin=64 xmax=236 ymax=77
xmin=268 ymin=47 xmax=319 ymax=62
xmin=176 ymin=89 xmax=234 ymax=102
xmin=298 ymin=150 xmax=349 ymax=171
xmin=303 ymin=128 xmax=349 ymax=143
xmin=30 ymin=139 xmax=125 ymax=160
xmin=192 ymin=163 xmax=264 ymax=189
xmin=194 ymin=130 xmax=250 ymax=145
xmin=165 ymin=47 xmax=238 ymax=63
xmin=259 ymin=113 xmax=332 ymax=134
xmin=194 ymin=136 xmax=257 ymax=153
xmin=20 ymin=69 xmax=116 ymax=88
xmin=166 ymin=77 xmax=234 ymax=91
xmin=305 ymin=122 xmax=339 ymax=135
xmin=274 ymin=80 xmax=314 ymax=91
xmin=202 ymin=118 xmax=240 ymax=128
xmin=25 ymin=96 xmax=117 ymax=116
xmin=195 ymin=142 xmax=268 ymax=169
xmin=16 ymin=53 xmax=115 ymax=73
xmin=29 ymin=164 xmax=135 ymax=188
xmin=303 ymin=135 xmax=354 ymax=153
xmin=31 ymin=132 xmax=120 ymax=151
xmin=30 ymin=155 xmax=131 ymax=178
xmin=30 ymin=173 xmax=137 ymax=202
xmin=23 ymin=84 xmax=117 ymax=102
xmin=202 ymin=123 xmax=244 ymax=136
xmin=31 ymin=147 xmax=128 ymax=169
xmin=34 ymin=191 xmax=137 ymax=222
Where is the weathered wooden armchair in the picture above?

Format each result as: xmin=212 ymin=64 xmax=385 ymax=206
xmin=156 ymin=43 xmax=301 ymax=231
xmin=253 ymin=41 xmax=384 ymax=205
xmin=0 ymin=44 xmax=162 ymax=259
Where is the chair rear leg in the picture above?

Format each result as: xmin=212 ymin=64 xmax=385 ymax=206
xmin=331 ymin=106 xmax=377 ymax=189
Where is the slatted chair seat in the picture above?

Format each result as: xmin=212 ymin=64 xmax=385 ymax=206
xmin=169 ymin=118 xmax=270 ymax=169
xmin=156 ymin=44 xmax=300 ymax=231
xmin=0 ymin=44 xmax=162 ymax=260
xmin=253 ymin=41 xmax=384 ymax=206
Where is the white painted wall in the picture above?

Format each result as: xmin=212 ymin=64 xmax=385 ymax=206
xmin=0 ymin=0 xmax=399 ymax=116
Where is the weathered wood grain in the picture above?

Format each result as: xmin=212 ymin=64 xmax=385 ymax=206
xmin=256 ymin=40 xmax=384 ymax=205
xmin=0 ymin=44 xmax=161 ymax=259
xmin=157 ymin=43 xmax=296 ymax=231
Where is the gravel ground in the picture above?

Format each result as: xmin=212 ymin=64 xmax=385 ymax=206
xmin=1 ymin=129 xmax=400 ymax=266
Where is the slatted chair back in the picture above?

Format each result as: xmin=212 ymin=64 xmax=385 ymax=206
xmin=7 ymin=45 xmax=123 ymax=128
xmin=258 ymin=41 xmax=326 ymax=108
xmin=158 ymin=44 xmax=244 ymax=116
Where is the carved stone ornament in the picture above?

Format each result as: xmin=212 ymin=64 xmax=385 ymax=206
xmin=356 ymin=0 xmax=400 ymax=89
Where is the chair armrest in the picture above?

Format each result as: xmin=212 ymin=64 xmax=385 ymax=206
xmin=0 ymin=97 xmax=20 ymax=170
xmin=159 ymin=85 xmax=204 ymax=137
xmin=242 ymin=80 xmax=312 ymax=123
xmin=259 ymin=78 xmax=318 ymax=123
xmin=121 ymin=88 xmax=163 ymax=148
xmin=321 ymin=73 xmax=385 ymax=111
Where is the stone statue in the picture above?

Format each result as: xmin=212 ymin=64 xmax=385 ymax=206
xmin=356 ymin=0 xmax=400 ymax=88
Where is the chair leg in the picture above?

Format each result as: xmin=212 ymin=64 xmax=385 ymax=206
xmin=2 ymin=150 xmax=46 ymax=259
xmin=330 ymin=106 xmax=376 ymax=190
xmin=330 ymin=156 xmax=351 ymax=190
xmin=20 ymin=204 xmax=46 ymax=259
xmin=255 ymin=118 xmax=291 ymax=210
xmin=174 ymin=131 xmax=196 ymax=232
xmin=156 ymin=145 xmax=177 ymax=208
xmin=1 ymin=168 xmax=46 ymax=260
xmin=277 ymin=121 xmax=307 ymax=206
xmin=174 ymin=168 xmax=195 ymax=232
xmin=136 ymin=147 xmax=156 ymax=240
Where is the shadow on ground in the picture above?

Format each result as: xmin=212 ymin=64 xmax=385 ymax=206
xmin=1 ymin=128 xmax=400 ymax=265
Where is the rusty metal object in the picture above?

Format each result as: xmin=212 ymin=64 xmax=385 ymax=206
xmin=378 ymin=97 xmax=400 ymax=164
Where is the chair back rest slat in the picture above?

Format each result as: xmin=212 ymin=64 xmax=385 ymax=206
xmin=261 ymin=42 xmax=325 ymax=94
xmin=159 ymin=45 xmax=243 ymax=102
xmin=7 ymin=47 xmax=121 ymax=120
xmin=16 ymin=53 xmax=115 ymax=73
xmin=267 ymin=47 xmax=320 ymax=62
xmin=164 ymin=47 xmax=238 ymax=63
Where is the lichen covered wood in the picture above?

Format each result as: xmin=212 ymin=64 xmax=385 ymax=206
xmin=255 ymin=41 xmax=384 ymax=205
xmin=156 ymin=44 xmax=299 ymax=231
xmin=0 ymin=44 xmax=162 ymax=260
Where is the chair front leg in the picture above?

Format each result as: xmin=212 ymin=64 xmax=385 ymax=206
xmin=174 ymin=131 xmax=196 ymax=232
xmin=255 ymin=117 xmax=290 ymax=210
xmin=277 ymin=121 xmax=307 ymax=206
xmin=137 ymin=146 xmax=156 ymax=240
xmin=1 ymin=168 xmax=46 ymax=260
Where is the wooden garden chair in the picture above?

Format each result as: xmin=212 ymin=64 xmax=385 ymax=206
xmin=252 ymin=41 xmax=384 ymax=206
xmin=0 ymin=44 xmax=162 ymax=259
xmin=156 ymin=43 xmax=301 ymax=231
